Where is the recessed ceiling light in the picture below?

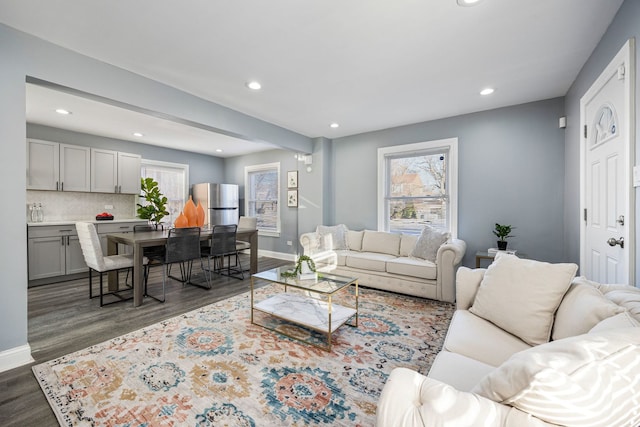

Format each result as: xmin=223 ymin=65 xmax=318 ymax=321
xmin=246 ymin=81 xmax=262 ymax=90
xmin=480 ymin=88 xmax=495 ymax=96
xmin=133 ymin=132 xmax=144 ymax=137
xmin=216 ymin=149 xmax=223 ymax=153
xmin=457 ymin=0 xmax=482 ymax=6
xmin=55 ymin=108 xmax=71 ymax=115
xmin=330 ymin=123 xmax=340 ymax=128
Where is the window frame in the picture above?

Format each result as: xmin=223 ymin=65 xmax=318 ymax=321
xmin=244 ymin=162 xmax=281 ymax=237
xmin=140 ymin=158 xmax=189 ymax=225
xmin=377 ymin=138 xmax=458 ymax=237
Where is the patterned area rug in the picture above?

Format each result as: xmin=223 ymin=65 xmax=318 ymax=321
xmin=33 ymin=286 xmax=453 ymax=426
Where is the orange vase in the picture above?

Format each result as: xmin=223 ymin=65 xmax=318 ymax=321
xmin=184 ymin=196 xmax=197 ymax=227
xmin=196 ymin=201 xmax=205 ymax=227
xmin=174 ymin=211 xmax=188 ymax=228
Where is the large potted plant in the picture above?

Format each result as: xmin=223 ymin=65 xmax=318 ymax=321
xmin=137 ymin=177 xmax=169 ymax=228
xmin=493 ymin=223 xmax=514 ymax=251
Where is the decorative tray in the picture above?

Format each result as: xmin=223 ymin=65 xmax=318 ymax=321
xmin=95 ymin=213 xmax=114 ymax=221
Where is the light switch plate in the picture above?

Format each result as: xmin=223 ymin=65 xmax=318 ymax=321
xmin=105 ymin=204 xmax=114 ymax=209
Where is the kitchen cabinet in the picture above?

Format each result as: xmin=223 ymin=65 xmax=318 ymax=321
xmin=91 ymin=149 xmax=141 ymax=194
xmin=27 ymin=220 xmax=146 ymax=284
xmin=28 ymin=225 xmax=86 ymax=280
xmin=95 ymin=221 xmax=143 ymax=254
xmin=27 ymin=139 xmax=91 ymax=192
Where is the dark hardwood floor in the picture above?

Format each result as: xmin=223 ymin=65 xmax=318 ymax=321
xmin=0 ymin=255 xmax=289 ymax=427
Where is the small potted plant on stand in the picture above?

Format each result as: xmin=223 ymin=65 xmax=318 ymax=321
xmin=137 ymin=177 xmax=169 ymax=229
xmin=493 ymin=223 xmax=514 ymax=251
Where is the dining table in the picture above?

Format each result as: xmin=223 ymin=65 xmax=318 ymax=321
xmin=106 ymin=226 xmax=258 ymax=307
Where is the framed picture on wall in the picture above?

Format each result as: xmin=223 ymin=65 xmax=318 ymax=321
xmin=287 ymin=190 xmax=298 ymax=207
xmin=287 ymin=170 xmax=298 ymax=188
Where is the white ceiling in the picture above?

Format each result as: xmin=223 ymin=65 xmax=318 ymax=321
xmin=1 ymin=0 xmax=625 ymax=155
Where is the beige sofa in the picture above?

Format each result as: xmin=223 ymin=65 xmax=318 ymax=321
xmin=377 ymin=254 xmax=640 ymax=427
xmin=299 ymin=225 xmax=466 ymax=303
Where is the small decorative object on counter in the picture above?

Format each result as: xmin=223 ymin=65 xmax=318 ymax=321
xmin=95 ymin=212 xmax=114 ymax=221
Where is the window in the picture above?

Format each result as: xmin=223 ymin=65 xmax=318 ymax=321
xmin=245 ymin=162 xmax=280 ymax=236
xmin=141 ymin=159 xmax=189 ymax=225
xmin=378 ymin=138 xmax=458 ymax=236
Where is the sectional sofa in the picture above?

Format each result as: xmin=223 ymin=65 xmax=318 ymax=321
xmin=299 ymin=224 xmax=466 ymax=303
xmin=377 ymin=254 xmax=640 ymax=426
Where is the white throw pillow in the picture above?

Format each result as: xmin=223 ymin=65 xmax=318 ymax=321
xmin=589 ymin=312 xmax=640 ymax=333
xmin=552 ymin=282 xmax=624 ymax=340
xmin=472 ymin=328 xmax=640 ymax=427
xmin=469 ymin=254 xmax=577 ymax=346
xmin=409 ymin=225 xmax=449 ymax=262
xmin=347 ymin=230 xmax=364 ymax=251
xmin=316 ymin=224 xmax=348 ymax=250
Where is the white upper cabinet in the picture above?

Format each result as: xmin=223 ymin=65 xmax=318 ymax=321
xmin=91 ymin=148 xmax=141 ymax=194
xmin=117 ymin=152 xmax=142 ymax=194
xmin=27 ymin=139 xmax=90 ymax=192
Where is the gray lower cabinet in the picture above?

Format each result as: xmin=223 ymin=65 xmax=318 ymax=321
xmin=28 ymin=225 xmax=86 ymax=280
xmin=27 ymin=221 xmax=145 ymax=283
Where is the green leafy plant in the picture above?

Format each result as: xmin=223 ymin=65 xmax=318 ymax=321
xmin=137 ymin=177 xmax=169 ymax=226
xmin=281 ymin=255 xmax=317 ymax=278
xmin=493 ymin=223 xmax=515 ymax=242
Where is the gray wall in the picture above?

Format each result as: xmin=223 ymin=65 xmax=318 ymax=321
xmin=564 ymin=0 xmax=640 ymax=285
xmin=27 ymin=124 xmax=225 ymax=185
xmin=0 ymin=23 xmax=310 ymax=357
xmin=224 ymin=149 xmax=300 ymax=255
xmin=331 ymin=98 xmax=567 ymax=268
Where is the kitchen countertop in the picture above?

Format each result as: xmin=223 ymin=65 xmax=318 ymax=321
xmin=27 ymin=219 xmax=147 ymax=227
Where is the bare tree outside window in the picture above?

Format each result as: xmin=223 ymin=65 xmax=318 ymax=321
xmin=387 ymin=152 xmax=448 ymax=234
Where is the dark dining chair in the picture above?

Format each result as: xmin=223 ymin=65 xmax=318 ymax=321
xmin=145 ymin=226 xmax=208 ymax=300
xmin=202 ymin=224 xmax=244 ymax=280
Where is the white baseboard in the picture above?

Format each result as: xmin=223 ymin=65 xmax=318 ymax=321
xmin=0 ymin=344 xmax=34 ymax=373
xmin=258 ymin=249 xmax=296 ymax=262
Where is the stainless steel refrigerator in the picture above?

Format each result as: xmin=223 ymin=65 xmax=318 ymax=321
xmin=192 ymin=183 xmax=239 ymax=226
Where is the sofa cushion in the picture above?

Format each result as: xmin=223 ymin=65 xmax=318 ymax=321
xmin=552 ymin=281 xmax=624 ymax=340
xmin=361 ymin=230 xmax=401 ymax=256
xmin=386 ymin=257 xmax=437 ymax=280
xmin=410 ymin=225 xmax=449 ymax=261
xmin=345 ymin=252 xmax=396 ymax=272
xmin=589 ymin=311 xmax=640 ymax=333
xmin=469 ymin=254 xmax=577 ymax=346
xmin=472 ymin=327 xmax=640 ymax=427
xmin=443 ymin=310 xmax=531 ymax=367
xmin=317 ymin=224 xmax=348 ymax=250
xmin=347 ymin=230 xmax=364 ymax=251
xmin=428 ymin=350 xmax=496 ymax=392
xmin=399 ymin=234 xmax=418 ymax=257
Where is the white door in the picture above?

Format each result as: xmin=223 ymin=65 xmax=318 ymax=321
xmin=580 ymin=39 xmax=635 ymax=284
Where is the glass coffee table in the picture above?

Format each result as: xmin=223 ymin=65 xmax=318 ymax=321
xmin=251 ymin=266 xmax=359 ymax=351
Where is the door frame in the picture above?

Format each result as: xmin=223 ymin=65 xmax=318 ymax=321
xmin=580 ymin=38 xmax=636 ymax=284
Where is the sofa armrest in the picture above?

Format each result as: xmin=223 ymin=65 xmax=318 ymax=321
xmin=456 ymin=267 xmax=486 ymax=310
xmin=377 ymin=368 xmax=553 ymax=427
xmin=436 ymin=238 xmax=466 ymax=303
xmin=300 ymin=232 xmax=319 ymax=256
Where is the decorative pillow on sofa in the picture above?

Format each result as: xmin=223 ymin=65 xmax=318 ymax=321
xmin=472 ymin=327 xmax=640 ymax=427
xmin=469 ymin=254 xmax=577 ymax=346
xmin=317 ymin=224 xmax=348 ymax=250
xmin=551 ymin=281 xmax=624 ymax=340
xmin=409 ymin=225 xmax=449 ymax=262
xmin=347 ymin=230 xmax=364 ymax=251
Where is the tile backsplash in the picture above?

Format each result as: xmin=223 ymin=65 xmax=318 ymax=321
xmin=27 ymin=190 xmax=137 ymax=222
